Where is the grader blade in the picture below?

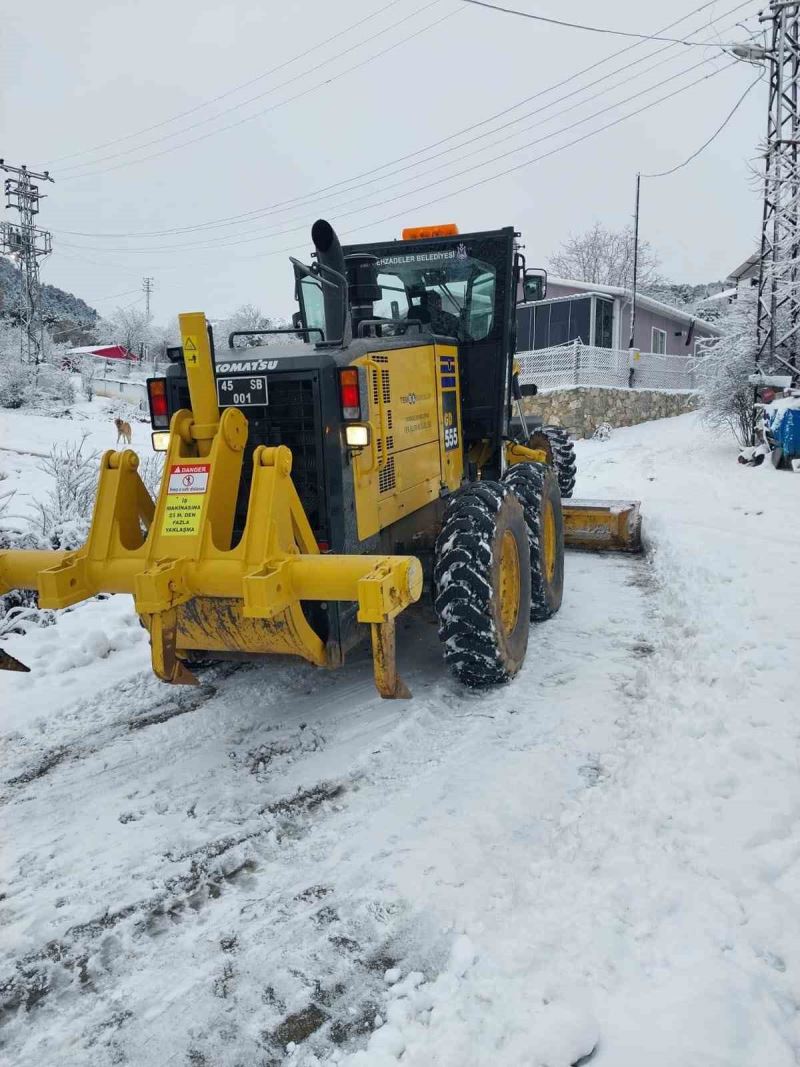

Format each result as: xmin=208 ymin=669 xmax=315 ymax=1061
xmin=562 ymin=499 xmax=642 ymax=553
xmin=0 ymin=649 xmax=30 ymax=673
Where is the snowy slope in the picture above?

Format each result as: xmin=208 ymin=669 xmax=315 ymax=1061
xmin=1 ymin=411 xmax=799 ymax=1066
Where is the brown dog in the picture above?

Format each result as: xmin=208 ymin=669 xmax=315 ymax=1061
xmin=114 ymin=417 xmax=132 ymax=445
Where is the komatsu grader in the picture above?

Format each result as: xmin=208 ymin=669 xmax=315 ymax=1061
xmin=0 ymin=220 xmax=640 ymax=698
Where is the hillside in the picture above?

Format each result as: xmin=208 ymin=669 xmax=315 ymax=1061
xmin=0 ymin=256 xmax=98 ymax=327
xmin=643 ymin=280 xmax=728 ymax=320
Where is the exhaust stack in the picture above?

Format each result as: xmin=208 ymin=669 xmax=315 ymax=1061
xmin=311 ymin=219 xmax=351 ymax=345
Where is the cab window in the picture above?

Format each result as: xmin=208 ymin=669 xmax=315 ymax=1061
xmin=299 ymin=276 xmax=326 ymax=338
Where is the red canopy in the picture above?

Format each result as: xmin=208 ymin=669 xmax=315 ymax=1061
xmin=64 ymin=344 xmax=139 ymax=361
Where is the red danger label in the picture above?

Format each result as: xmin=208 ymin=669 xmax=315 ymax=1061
xmin=167 ymin=463 xmax=210 ymax=494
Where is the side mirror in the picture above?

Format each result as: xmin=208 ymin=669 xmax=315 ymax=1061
xmin=520 ymin=382 xmax=538 ymax=397
xmin=521 ymin=268 xmax=547 ymax=303
xmin=291 ymin=311 xmax=303 ymax=331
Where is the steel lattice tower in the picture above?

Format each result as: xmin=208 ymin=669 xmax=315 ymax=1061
xmin=757 ymin=2 xmax=800 ymax=375
xmin=0 ymin=161 xmax=54 ymax=363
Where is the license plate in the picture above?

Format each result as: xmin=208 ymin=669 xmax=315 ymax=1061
xmin=216 ymin=375 xmax=268 ymax=407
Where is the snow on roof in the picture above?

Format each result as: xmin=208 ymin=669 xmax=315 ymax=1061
xmin=726 ymin=253 xmax=759 ymax=282
xmin=536 ymin=277 xmax=723 ymax=335
xmin=700 ymin=288 xmax=737 ymax=303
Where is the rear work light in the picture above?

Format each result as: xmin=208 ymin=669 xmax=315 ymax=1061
xmin=339 ymin=367 xmax=361 ymax=420
xmin=345 ymin=424 xmax=370 ymax=448
xmin=147 ymin=377 xmax=169 ymax=430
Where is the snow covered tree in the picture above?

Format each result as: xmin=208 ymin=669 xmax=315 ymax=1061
xmin=99 ymin=305 xmax=153 ymax=357
xmin=0 ymin=320 xmax=72 ymax=409
xmin=218 ymin=304 xmax=274 ymax=346
xmin=694 ymin=291 xmax=760 ymax=446
xmin=548 ymin=222 xmax=661 ymax=290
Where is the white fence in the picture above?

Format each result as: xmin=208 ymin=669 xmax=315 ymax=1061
xmin=517 ymin=341 xmax=698 ymax=393
xmin=93 ymin=376 xmax=148 ymax=405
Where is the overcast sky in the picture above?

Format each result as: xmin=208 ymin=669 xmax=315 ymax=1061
xmin=2 ymin=0 xmax=766 ymax=326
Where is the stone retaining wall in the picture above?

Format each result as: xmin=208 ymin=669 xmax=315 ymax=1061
xmin=523 ymin=387 xmax=699 ymax=439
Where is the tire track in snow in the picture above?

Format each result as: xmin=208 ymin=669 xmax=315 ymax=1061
xmin=0 ymin=778 xmax=350 ymax=1024
xmin=1 ymin=554 xmax=650 ymax=1065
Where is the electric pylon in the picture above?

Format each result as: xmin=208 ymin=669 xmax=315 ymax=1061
xmin=0 ymin=161 xmax=54 ymax=363
xmin=756 ymin=2 xmax=800 ymax=376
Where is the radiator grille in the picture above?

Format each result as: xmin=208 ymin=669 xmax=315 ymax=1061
xmin=378 ymin=456 xmax=396 ymax=494
xmin=230 ymin=376 xmax=325 ymax=542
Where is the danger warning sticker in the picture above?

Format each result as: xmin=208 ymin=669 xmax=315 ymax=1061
xmin=162 ymin=463 xmax=210 ymax=536
xmin=167 ymin=463 xmax=210 ymax=495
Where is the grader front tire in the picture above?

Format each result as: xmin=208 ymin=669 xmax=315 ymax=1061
xmin=528 ymin=425 xmax=577 ymax=498
xmin=503 ymin=462 xmax=564 ymax=621
xmin=434 ymin=482 xmax=531 ymax=688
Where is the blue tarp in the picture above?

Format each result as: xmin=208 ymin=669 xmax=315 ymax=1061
xmin=770 ymin=407 xmax=800 ymax=457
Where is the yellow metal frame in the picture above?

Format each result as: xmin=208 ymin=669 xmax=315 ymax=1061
xmin=505 ymin=442 xmax=550 ymax=467
xmin=0 ymin=313 xmax=423 ymax=698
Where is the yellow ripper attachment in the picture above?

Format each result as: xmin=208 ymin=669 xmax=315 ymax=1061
xmin=506 ymin=442 xmax=642 ymax=553
xmin=0 ymin=313 xmax=422 ymax=699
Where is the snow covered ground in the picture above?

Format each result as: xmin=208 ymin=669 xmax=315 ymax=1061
xmin=1 ymin=408 xmax=799 ymax=1066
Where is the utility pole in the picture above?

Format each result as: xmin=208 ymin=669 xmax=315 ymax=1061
xmin=142 ymin=276 xmax=154 ymax=321
xmin=141 ymin=276 xmax=155 ymax=367
xmin=629 ymin=172 xmax=641 ymax=351
xmin=753 ymin=2 xmax=800 ymax=376
xmin=0 ymin=160 xmax=54 ymax=364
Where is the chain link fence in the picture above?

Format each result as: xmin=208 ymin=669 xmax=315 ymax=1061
xmin=517 ymin=341 xmax=698 ymax=393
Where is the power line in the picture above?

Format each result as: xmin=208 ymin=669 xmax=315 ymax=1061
xmin=57 ymin=0 xmax=441 ymax=175
xmin=227 ymin=58 xmax=750 ymax=268
xmin=333 ymin=61 xmax=746 ymax=243
xmin=641 ymin=71 xmax=763 ymax=177
xmin=53 ymin=0 xmax=755 ymax=237
xmin=60 ymin=50 xmax=736 ymax=254
xmin=56 ymin=0 xmax=736 ymax=226
xmin=91 ymin=287 xmax=143 ymax=303
xmin=62 ymin=57 xmax=748 ymax=295
xmin=58 ymin=3 xmax=459 ymax=182
xmin=57 ymin=2 xmax=755 ymax=240
xmin=461 ymin=0 xmax=752 ymax=47
xmin=60 ymin=58 xmax=741 ymax=260
xmin=46 ymin=0 xmax=404 ymax=166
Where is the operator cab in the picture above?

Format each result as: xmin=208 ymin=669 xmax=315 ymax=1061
xmin=294 ymin=224 xmax=520 ymax=452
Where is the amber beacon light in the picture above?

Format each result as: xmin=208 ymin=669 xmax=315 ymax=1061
xmin=401 ymin=223 xmax=460 ymax=240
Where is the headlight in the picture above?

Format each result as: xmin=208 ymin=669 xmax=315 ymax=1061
xmin=345 ymin=424 xmax=370 ymax=448
xmin=151 ymin=431 xmax=170 ymax=452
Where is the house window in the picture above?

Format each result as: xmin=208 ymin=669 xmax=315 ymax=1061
xmin=651 ymin=327 xmax=667 ymax=354
xmin=525 ymin=296 xmax=592 ymax=349
xmin=594 ymin=297 xmax=614 ymax=348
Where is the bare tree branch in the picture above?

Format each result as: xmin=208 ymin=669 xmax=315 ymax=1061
xmin=548 ymin=222 xmax=661 ymax=290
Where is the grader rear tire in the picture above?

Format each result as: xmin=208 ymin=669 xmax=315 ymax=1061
xmin=434 ymin=481 xmax=531 ymax=688
xmin=528 ymin=425 xmax=577 ymax=498
xmin=503 ymin=462 xmax=564 ymax=621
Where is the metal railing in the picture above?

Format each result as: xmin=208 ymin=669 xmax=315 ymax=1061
xmin=517 ymin=341 xmax=698 ymax=393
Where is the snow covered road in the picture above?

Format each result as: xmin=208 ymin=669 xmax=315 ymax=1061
xmin=2 ymin=411 xmax=799 ymax=1065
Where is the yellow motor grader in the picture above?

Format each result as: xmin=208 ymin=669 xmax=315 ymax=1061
xmin=0 ymin=220 xmax=640 ymax=697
